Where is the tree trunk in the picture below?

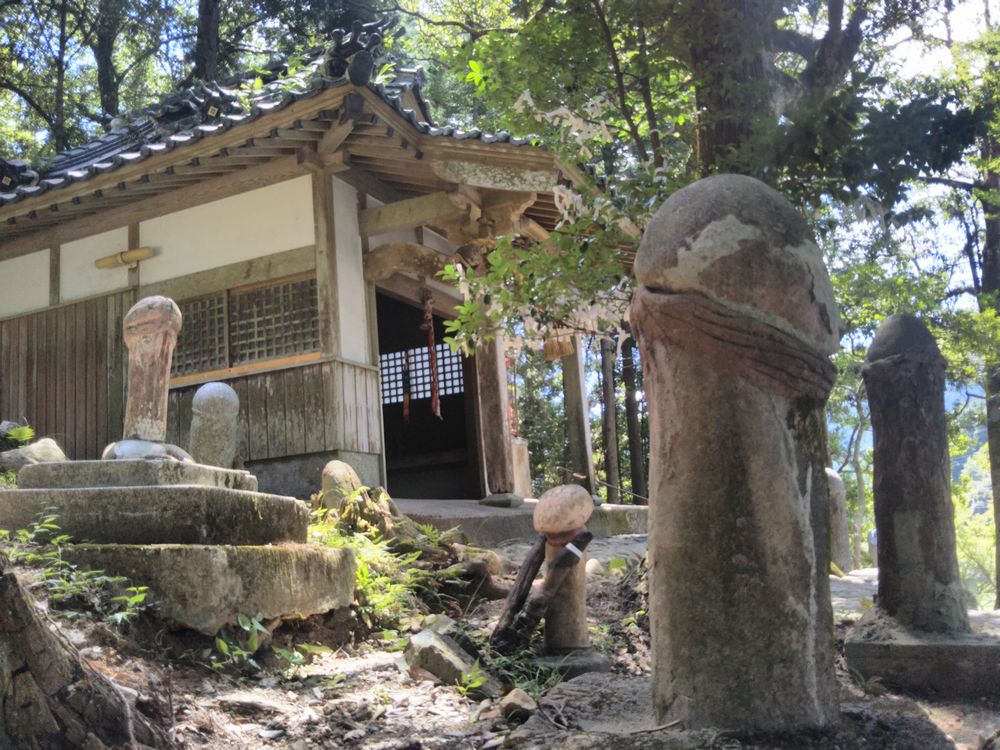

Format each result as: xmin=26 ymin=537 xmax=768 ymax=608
xmin=977 ymin=148 xmax=1000 ymax=608
xmin=53 ymin=0 xmax=69 ymax=151
xmin=0 ymin=565 xmax=170 ymax=748
xmin=93 ymin=0 xmax=121 ymax=117
xmin=622 ymin=337 xmax=647 ymax=503
xmin=600 ymin=337 xmax=620 ymax=504
xmin=851 ymin=395 xmax=868 ymax=571
xmin=561 ymin=337 xmax=596 ymax=492
xmin=193 ymin=0 xmax=220 ymax=81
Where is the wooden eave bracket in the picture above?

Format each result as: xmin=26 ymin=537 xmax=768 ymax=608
xmin=357 ymin=189 xmax=481 ymax=238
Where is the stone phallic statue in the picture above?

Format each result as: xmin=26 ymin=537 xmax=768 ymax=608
xmin=630 ymin=174 xmax=841 ymax=732
xmin=103 ymin=295 xmax=192 ymax=461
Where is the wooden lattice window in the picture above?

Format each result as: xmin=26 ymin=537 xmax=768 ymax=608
xmin=229 ymin=277 xmax=320 ymax=364
xmin=172 ymin=273 xmax=320 ymax=378
xmin=379 ymin=344 xmax=464 ymax=404
xmin=172 ymin=293 xmax=227 ymax=376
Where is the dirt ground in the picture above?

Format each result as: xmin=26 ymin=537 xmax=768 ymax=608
xmin=21 ymin=542 xmax=1000 ymax=750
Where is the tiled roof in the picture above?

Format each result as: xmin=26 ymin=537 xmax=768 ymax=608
xmin=0 ymin=15 xmax=533 ymax=209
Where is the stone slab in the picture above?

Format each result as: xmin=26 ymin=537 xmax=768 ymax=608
xmin=394 ymin=498 xmax=647 ymax=546
xmin=0 ymin=486 xmax=308 ymax=545
xmin=18 ymin=459 xmax=257 ymax=491
xmin=63 ymin=543 xmax=354 ymax=635
xmin=845 ymin=631 xmax=1000 ymax=699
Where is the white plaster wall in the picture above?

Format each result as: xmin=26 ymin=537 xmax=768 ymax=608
xmin=61 ymin=228 xmax=129 ymax=301
xmin=139 ymin=177 xmax=314 ymax=285
xmin=0 ymin=250 xmax=49 ymax=318
xmin=334 ymin=176 xmax=370 ymax=364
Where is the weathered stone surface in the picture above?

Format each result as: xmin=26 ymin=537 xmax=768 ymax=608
xmin=0 ymin=486 xmax=308 ymax=544
xmin=827 ymin=468 xmax=851 ymax=572
xmin=479 ymin=492 xmax=525 ymax=509
xmin=319 ymin=460 xmax=365 ymax=510
xmin=0 ymin=438 xmax=67 ymax=472
xmin=533 ymin=484 xmax=593 ymax=538
xmin=633 ymin=173 xmax=840 ymax=355
xmin=846 ymin=611 xmax=1000 ymax=698
xmin=403 ymin=629 xmax=502 ymax=698
xmin=62 ymin=543 xmax=354 ymax=634
xmin=121 ymin=296 xmax=182 ymax=442
xmin=542 ymin=539 xmax=590 ymax=653
xmin=189 ymin=382 xmax=240 ymax=469
xmin=862 ymin=314 xmax=969 ymax=634
xmin=630 ymin=174 xmax=838 ymax=732
xmin=101 ymin=438 xmax=192 ymax=461
xmin=18 ymin=459 xmax=257 ymax=491
xmin=500 ymin=688 xmax=538 ymax=722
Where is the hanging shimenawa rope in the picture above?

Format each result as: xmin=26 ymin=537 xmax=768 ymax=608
xmin=420 ymin=289 xmax=443 ymax=420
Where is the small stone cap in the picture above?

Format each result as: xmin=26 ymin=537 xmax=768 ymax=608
xmin=123 ymin=295 xmax=182 ymax=340
xmin=192 ymin=382 xmax=240 ymax=416
xmin=534 ymin=484 xmax=594 ymax=537
xmin=866 ymin=313 xmax=943 ymax=363
xmin=633 ymin=173 xmax=840 ymax=355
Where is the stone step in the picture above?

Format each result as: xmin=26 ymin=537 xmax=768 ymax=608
xmin=62 ymin=543 xmax=355 ymax=634
xmin=18 ymin=459 xmax=257 ymax=491
xmin=0 ymin=486 xmax=308 ymax=545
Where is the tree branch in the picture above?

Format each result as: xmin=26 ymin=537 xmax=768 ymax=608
xmin=917 ymin=175 xmax=980 ymax=192
xmin=0 ymin=80 xmax=55 ymax=128
xmin=773 ymin=27 xmax=820 ymax=58
xmin=588 ymin=0 xmax=648 ymax=162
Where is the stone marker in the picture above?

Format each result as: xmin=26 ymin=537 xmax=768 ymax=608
xmin=533 ymin=484 xmax=593 ymax=653
xmin=630 ymin=174 xmax=841 ymax=732
xmin=861 ymin=314 xmax=970 ymax=634
xmin=0 ymin=437 xmax=67 ymax=473
xmin=318 ymin=459 xmax=366 ymax=511
xmin=827 ymin=467 xmax=851 ymax=572
xmin=189 ymin=382 xmax=240 ymax=468
xmin=103 ymin=296 xmax=192 ymax=461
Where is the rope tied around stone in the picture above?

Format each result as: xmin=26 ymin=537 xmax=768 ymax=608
xmin=630 ymin=287 xmax=837 ymax=402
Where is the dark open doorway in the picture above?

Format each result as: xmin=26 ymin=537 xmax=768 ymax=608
xmin=375 ymin=292 xmax=479 ymax=498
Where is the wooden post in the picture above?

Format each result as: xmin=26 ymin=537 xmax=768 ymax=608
xmin=127 ymin=223 xmax=141 ymax=288
xmin=48 ymin=245 xmax=60 ymax=306
xmin=475 ymin=334 xmax=516 ymax=496
xmin=561 ymin=336 xmax=596 ymax=492
xmin=312 ymin=169 xmax=341 ymax=357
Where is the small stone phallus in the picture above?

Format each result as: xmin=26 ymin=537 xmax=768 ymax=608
xmin=533 ymin=484 xmax=593 ymax=546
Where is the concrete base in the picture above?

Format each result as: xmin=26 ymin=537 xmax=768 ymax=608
xmin=845 ymin=616 xmax=1000 ymax=699
xmin=0 ymin=486 xmax=308 ymax=545
xmin=248 ymin=450 xmax=382 ymax=499
xmin=63 ymin=543 xmax=355 ymax=635
xmin=535 ymin=648 xmax=612 ymax=679
xmin=479 ymin=492 xmax=524 ymax=509
xmin=395 ymin=498 xmax=647 ymax=546
xmin=18 ymin=459 xmax=257 ymax=491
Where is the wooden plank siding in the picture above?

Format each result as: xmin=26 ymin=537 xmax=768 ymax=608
xmin=166 ymin=360 xmax=381 ymax=461
xmin=0 ymin=291 xmax=133 ymax=459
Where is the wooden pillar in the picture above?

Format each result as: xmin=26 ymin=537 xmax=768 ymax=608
xmin=475 ymin=334 xmax=516 ymax=496
xmin=48 ymin=245 xmax=61 ymax=306
xmin=562 ymin=336 xmax=596 ymax=492
xmin=312 ymin=169 xmax=341 ymax=357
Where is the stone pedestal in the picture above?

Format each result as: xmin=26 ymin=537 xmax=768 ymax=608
xmin=2 ymin=459 xmax=353 ymax=634
xmin=631 ymin=175 xmax=841 ymax=732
